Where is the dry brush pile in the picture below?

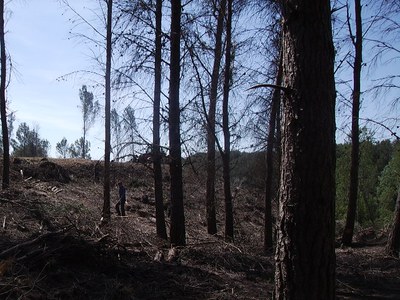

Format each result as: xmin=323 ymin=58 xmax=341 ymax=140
xmin=1 ymin=158 xmax=399 ymax=299
xmin=0 ymin=158 xmax=273 ymax=299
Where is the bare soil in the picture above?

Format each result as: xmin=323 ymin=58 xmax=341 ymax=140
xmin=0 ymin=158 xmax=399 ymax=299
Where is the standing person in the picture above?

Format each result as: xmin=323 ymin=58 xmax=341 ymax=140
xmin=115 ymin=181 xmax=126 ymax=216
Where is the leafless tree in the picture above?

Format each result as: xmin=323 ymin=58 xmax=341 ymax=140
xmin=342 ymin=0 xmax=363 ymax=246
xmin=205 ymin=0 xmax=226 ymax=235
xmin=153 ymin=0 xmax=167 ymax=240
xmin=221 ymin=0 xmax=233 ymax=241
xmin=169 ymin=0 xmax=186 ymax=246
xmin=102 ymin=0 xmax=113 ymax=223
xmin=0 ymin=0 xmax=9 ymax=189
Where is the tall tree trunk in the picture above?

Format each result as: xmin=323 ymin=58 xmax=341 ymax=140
xmin=264 ymin=49 xmax=282 ymax=253
xmin=274 ymin=0 xmax=336 ymax=299
xmin=206 ymin=0 xmax=226 ymax=235
xmin=83 ymin=129 xmax=86 ymax=159
xmin=222 ymin=0 xmax=233 ymax=242
xmin=0 ymin=0 xmax=9 ymax=189
xmin=342 ymin=0 xmax=362 ymax=246
xmin=169 ymin=0 xmax=185 ymax=246
xmin=386 ymin=187 xmax=400 ymax=257
xmin=102 ymin=0 xmax=112 ymax=223
xmin=153 ymin=0 xmax=167 ymax=240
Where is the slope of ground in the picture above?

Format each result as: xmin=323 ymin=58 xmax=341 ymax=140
xmin=0 ymin=158 xmax=399 ymax=299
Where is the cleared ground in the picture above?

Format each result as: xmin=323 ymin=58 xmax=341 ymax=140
xmin=0 ymin=158 xmax=399 ymax=299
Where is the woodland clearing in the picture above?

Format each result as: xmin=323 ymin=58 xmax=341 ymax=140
xmin=0 ymin=158 xmax=399 ymax=299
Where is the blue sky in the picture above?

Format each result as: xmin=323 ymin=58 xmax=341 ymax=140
xmin=6 ymin=0 xmax=105 ymax=159
xmin=4 ymin=1 xmax=399 ymax=160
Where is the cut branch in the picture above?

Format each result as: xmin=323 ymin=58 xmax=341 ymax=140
xmin=0 ymin=226 xmax=72 ymax=259
xmin=248 ymin=83 xmax=293 ymax=94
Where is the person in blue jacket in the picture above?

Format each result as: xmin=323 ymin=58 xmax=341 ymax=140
xmin=115 ymin=181 xmax=126 ymax=216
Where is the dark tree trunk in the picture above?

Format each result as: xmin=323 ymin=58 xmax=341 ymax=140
xmin=153 ymin=0 xmax=167 ymax=240
xmin=264 ymin=50 xmax=282 ymax=253
xmin=82 ymin=130 xmax=86 ymax=159
xmin=342 ymin=0 xmax=362 ymax=246
xmin=169 ymin=0 xmax=185 ymax=246
xmin=102 ymin=0 xmax=112 ymax=222
xmin=206 ymin=0 xmax=226 ymax=235
xmin=386 ymin=188 xmax=400 ymax=257
xmin=0 ymin=0 xmax=9 ymax=189
xmin=274 ymin=0 xmax=336 ymax=299
xmin=222 ymin=0 xmax=233 ymax=242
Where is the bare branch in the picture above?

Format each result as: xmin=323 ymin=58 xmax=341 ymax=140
xmin=247 ymin=83 xmax=293 ymax=94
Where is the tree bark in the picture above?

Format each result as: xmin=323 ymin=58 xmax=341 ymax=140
xmin=169 ymin=0 xmax=186 ymax=246
xmin=153 ymin=0 xmax=167 ymax=240
xmin=264 ymin=49 xmax=282 ymax=253
xmin=274 ymin=0 xmax=336 ymax=298
xmin=386 ymin=187 xmax=400 ymax=257
xmin=206 ymin=0 xmax=226 ymax=235
xmin=0 ymin=0 xmax=9 ymax=189
xmin=342 ymin=0 xmax=362 ymax=246
xmin=102 ymin=0 xmax=112 ymax=222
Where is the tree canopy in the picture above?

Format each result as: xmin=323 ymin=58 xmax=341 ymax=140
xmin=12 ymin=123 xmax=50 ymax=157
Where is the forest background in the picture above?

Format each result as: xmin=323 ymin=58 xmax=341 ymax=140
xmin=0 ymin=0 xmax=399 ymax=298
xmin=1 ymin=0 xmax=400 ymax=230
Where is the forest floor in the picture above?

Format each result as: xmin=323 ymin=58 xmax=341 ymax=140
xmin=0 ymin=158 xmax=399 ymax=299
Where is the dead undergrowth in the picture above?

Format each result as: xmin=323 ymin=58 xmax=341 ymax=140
xmin=0 ymin=158 xmax=399 ymax=299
